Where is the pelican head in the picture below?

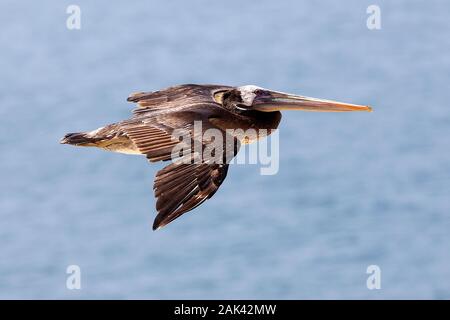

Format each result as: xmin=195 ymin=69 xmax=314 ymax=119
xmin=225 ymin=85 xmax=372 ymax=113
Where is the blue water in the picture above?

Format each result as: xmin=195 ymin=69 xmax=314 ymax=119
xmin=1 ymin=0 xmax=449 ymax=299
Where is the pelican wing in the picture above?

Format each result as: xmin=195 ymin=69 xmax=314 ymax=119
xmin=121 ymin=114 xmax=190 ymax=162
xmin=127 ymin=84 xmax=231 ymax=116
xmin=152 ymin=162 xmax=230 ymax=230
xmin=149 ymin=123 xmax=239 ymax=229
xmin=121 ymin=108 xmax=229 ymax=162
xmin=120 ymin=108 xmax=240 ymax=229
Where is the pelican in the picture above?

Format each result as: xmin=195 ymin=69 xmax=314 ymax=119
xmin=61 ymin=84 xmax=371 ymax=230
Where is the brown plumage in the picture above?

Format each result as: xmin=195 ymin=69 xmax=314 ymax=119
xmin=61 ymin=84 xmax=371 ymax=230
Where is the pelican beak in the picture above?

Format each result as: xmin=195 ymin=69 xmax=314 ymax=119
xmin=253 ymin=91 xmax=372 ymax=113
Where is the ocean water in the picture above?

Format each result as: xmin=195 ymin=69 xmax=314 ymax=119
xmin=1 ymin=0 xmax=449 ymax=299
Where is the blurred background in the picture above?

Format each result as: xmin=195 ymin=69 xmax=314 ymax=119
xmin=1 ymin=0 xmax=449 ymax=299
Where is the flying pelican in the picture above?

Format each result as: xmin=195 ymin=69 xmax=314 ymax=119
xmin=61 ymin=84 xmax=371 ymax=230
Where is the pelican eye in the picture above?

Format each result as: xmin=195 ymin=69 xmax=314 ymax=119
xmin=213 ymin=91 xmax=226 ymax=104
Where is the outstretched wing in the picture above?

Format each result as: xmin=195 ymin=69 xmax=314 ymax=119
xmin=122 ymin=84 xmax=232 ymax=162
xmin=151 ymin=123 xmax=240 ymax=229
xmin=152 ymin=162 xmax=230 ymax=230
xmin=121 ymin=93 xmax=241 ymax=229
xmin=127 ymin=84 xmax=231 ymax=116
xmin=120 ymin=112 xmax=196 ymax=162
xmin=149 ymin=121 xmax=239 ymax=229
